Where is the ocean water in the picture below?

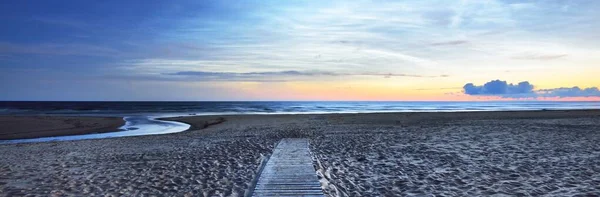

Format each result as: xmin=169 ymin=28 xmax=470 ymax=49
xmin=1 ymin=116 xmax=190 ymax=144
xmin=1 ymin=101 xmax=599 ymax=116
xmin=1 ymin=101 xmax=598 ymax=143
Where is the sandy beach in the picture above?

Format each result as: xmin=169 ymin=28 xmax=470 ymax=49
xmin=0 ymin=116 xmax=125 ymax=140
xmin=1 ymin=110 xmax=600 ymax=196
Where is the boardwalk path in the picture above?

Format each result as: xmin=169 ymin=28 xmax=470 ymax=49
xmin=252 ymin=138 xmax=324 ymax=197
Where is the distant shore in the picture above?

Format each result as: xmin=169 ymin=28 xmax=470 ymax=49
xmin=0 ymin=116 xmax=124 ymax=140
xmin=163 ymin=109 xmax=600 ymax=129
xmin=1 ymin=109 xmax=600 ymax=196
xmin=2 ymin=109 xmax=600 ymax=141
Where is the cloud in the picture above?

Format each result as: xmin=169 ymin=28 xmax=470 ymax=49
xmin=430 ymin=40 xmax=469 ymax=46
xmin=512 ymin=53 xmax=568 ymax=60
xmin=538 ymin=87 xmax=600 ymax=97
xmin=164 ymin=70 xmax=449 ymax=81
xmin=174 ymin=70 xmax=337 ymax=76
xmin=463 ymin=80 xmax=534 ymax=96
xmin=3 ymin=0 xmax=600 ymax=101
xmin=372 ymin=73 xmax=448 ymax=78
xmin=152 ymin=70 xmax=327 ymax=82
xmin=463 ymin=80 xmax=600 ymax=98
xmin=0 ymin=42 xmax=120 ymax=57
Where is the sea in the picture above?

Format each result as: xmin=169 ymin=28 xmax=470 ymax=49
xmin=1 ymin=101 xmax=599 ymax=144
xmin=2 ymin=101 xmax=599 ymax=116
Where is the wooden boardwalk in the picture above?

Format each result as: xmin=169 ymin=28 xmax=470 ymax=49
xmin=252 ymin=138 xmax=324 ymax=197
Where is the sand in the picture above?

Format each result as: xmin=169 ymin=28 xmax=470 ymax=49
xmin=0 ymin=116 xmax=125 ymax=140
xmin=311 ymin=112 xmax=600 ymax=196
xmin=1 ymin=110 xmax=600 ymax=196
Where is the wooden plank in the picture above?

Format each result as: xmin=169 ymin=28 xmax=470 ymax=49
xmin=252 ymin=138 xmax=324 ymax=197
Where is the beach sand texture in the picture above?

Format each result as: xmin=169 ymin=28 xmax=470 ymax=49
xmin=1 ymin=110 xmax=600 ymax=196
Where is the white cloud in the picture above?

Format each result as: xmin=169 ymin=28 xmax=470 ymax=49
xmin=116 ymin=0 xmax=600 ymax=84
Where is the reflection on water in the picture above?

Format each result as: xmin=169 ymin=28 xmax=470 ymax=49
xmin=1 ymin=101 xmax=599 ymax=144
xmin=0 ymin=116 xmax=190 ymax=144
xmin=1 ymin=101 xmax=599 ymax=115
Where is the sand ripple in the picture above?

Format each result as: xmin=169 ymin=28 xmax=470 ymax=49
xmin=0 ymin=136 xmax=276 ymax=197
xmin=311 ymin=119 xmax=600 ymax=196
xmin=2 ymin=113 xmax=600 ymax=196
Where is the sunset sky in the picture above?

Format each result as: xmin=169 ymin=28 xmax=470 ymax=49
xmin=1 ymin=0 xmax=599 ymax=101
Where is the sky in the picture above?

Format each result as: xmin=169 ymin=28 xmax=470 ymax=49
xmin=1 ymin=0 xmax=599 ymax=101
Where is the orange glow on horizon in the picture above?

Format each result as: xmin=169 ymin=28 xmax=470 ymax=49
xmin=224 ymin=81 xmax=600 ymax=101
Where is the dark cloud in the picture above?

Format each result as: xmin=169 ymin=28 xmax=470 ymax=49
xmin=463 ymin=80 xmax=534 ymax=96
xmin=167 ymin=70 xmax=337 ymax=78
xmin=165 ymin=70 xmax=449 ymax=81
xmin=463 ymin=80 xmax=600 ymax=98
xmin=430 ymin=40 xmax=469 ymax=46
xmin=538 ymin=87 xmax=600 ymax=97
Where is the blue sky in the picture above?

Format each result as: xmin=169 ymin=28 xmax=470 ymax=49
xmin=1 ymin=0 xmax=600 ymax=100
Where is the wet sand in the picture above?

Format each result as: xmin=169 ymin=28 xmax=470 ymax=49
xmin=1 ymin=110 xmax=600 ymax=196
xmin=0 ymin=116 xmax=125 ymax=140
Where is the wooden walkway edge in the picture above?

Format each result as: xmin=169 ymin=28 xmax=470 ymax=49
xmin=251 ymin=138 xmax=324 ymax=197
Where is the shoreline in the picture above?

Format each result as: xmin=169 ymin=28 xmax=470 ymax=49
xmin=2 ymin=109 xmax=600 ymax=141
xmin=163 ymin=109 xmax=600 ymax=130
xmin=0 ymin=116 xmax=125 ymax=140
xmin=1 ymin=109 xmax=599 ymax=196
